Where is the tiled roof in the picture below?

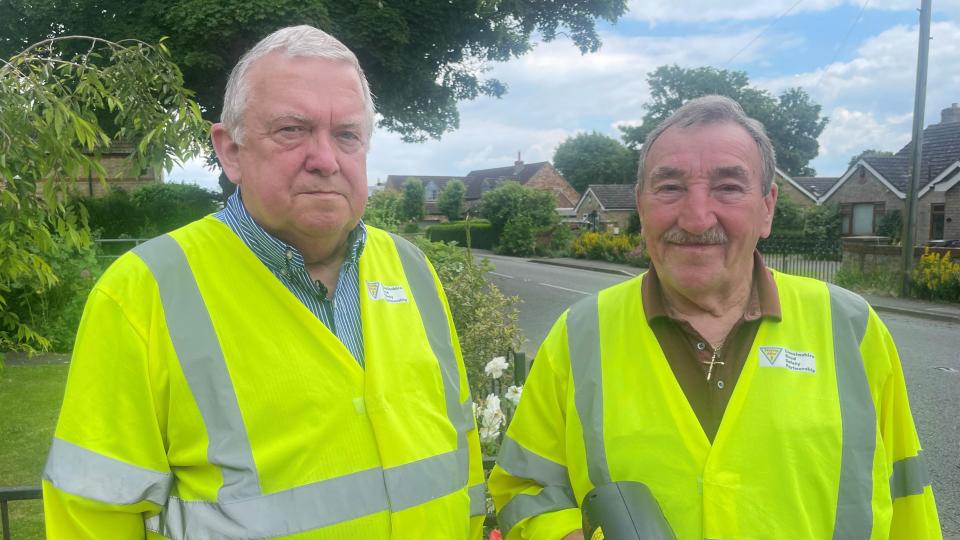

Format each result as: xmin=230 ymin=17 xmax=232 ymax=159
xmin=463 ymin=162 xmax=549 ymax=199
xmin=862 ymin=121 xmax=960 ymax=192
xmin=585 ymin=183 xmax=636 ymax=210
xmin=791 ymin=177 xmax=840 ymax=198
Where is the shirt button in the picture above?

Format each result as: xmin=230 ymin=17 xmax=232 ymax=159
xmin=285 ymin=249 xmax=294 ymax=260
xmin=717 ymin=380 xmax=725 ymax=390
xmin=280 ymin=268 xmax=289 ymax=277
xmin=696 ymin=342 xmax=706 ymax=351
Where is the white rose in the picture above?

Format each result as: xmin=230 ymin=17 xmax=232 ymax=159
xmin=505 ymin=385 xmax=523 ymax=405
xmin=484 ymin=356 xmax=509 ymax=379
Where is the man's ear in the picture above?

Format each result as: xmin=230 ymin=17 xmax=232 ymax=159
xmin=759 ymin=181 xmax=779 ymax=239
xmin=211 ymin=123 xmax=242 ymax=185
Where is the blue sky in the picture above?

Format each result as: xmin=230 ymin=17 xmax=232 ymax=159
xmin=169 ymin=0 xmax=960 ymax=192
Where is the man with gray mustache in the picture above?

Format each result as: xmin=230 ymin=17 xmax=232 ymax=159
xmin=489 ymin=95 xmax=941 ymax=539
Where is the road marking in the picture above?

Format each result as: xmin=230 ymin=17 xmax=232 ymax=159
xmin=490 ymin=272 xmax=514 ymax=279
xmin=539 ymin=282 xmax=589 ymax=295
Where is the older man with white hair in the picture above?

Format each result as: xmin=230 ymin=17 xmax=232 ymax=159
xmin=43 ymin=25 xmax=485 ymax=539
xmin=489 ymin=96 xmax=941 ymax=539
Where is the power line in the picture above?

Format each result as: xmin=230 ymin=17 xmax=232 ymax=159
xmin=724 ymin=0 xmax=806 ymax=67
xmin=811 ymin=0 xmax=873 ymax=90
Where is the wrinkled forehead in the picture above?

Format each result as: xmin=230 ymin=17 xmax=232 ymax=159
xmin=644 ymin=121 xmax=762 ymax=179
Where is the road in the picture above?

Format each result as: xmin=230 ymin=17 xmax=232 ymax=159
xmin=479 ymin=253 xmax=960 ymax=536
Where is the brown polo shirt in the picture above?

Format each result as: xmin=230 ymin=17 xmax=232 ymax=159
xmin=642 ymin=251 xmax=781 ymax=443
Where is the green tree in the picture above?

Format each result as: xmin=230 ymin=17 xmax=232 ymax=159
xmin=401 ymin=177 xmax=425 ymax=222
xmin=771 ymin=181 xmax=805 ymax=235
xmin=553 ymin=131 xmax=637 ymax=193
xmin=848 ymin=149 xmax=894 ymax=170
xmin=479 ymin=182 xmax=559 ymax=255
xmin=619 ymin=65 xmax=828 ymax=177
xmin=1 ymin=0 xmax=626 ymax=143
xmin=132 ymin=183 xmax=220 ymax=236
xmin=363 ymin=188 xmax=403 ymax=232
xmin=0 ymin=35 xmax=208 ymax=353
xmin=436 ymin=179 xmax=466 ymax=221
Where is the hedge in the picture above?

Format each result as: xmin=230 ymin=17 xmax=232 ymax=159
xmin=426 ymin=220 xmax=496 ymax=249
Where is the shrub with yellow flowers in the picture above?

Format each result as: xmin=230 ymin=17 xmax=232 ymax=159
xmin=911 ymin=248 xmax=960 ymax=302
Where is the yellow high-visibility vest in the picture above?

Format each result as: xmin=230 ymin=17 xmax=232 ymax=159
xmin=43 ymin=217 xmax=485 ymax=539
xmin=489 ymin=271 xmax=941 ymax=539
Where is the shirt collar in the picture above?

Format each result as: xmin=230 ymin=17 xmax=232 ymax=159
xmin=642 ymin=250 xmax=782 ymax=324
xmin=220 ymin=189 xmax=366 ymax=275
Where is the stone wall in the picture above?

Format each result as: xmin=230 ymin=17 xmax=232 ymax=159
xmin=945 ymin=184 xmax=960 ymax=240
xmin=777 ymin=181 xmax=816 ymax=207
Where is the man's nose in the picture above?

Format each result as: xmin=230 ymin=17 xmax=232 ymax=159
xmin=676 ymin=186 xmax=718 ymax=234
xmin=304 ymin=133 xmax=340 ymax=176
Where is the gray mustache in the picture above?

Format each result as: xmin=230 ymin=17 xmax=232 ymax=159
xmin=661 ymin=228 xmax=728 ymax=244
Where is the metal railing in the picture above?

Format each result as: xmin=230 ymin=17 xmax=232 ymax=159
xmin=758 ymin=237 xmax=842 ymax=283
xmin=1 ymin=486 xmax=41 ymax=540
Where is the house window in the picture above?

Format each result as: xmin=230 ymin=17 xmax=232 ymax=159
xmin=930 ymin=203 xmax=945 ymax=240
xmin=425 ymin=181 xmax=438 ymax=201
xmin=840 ymin=202 xmax=883 ymax=235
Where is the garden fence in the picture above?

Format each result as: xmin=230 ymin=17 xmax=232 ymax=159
xmin=758 ymin=237 xmax=842 ymax=283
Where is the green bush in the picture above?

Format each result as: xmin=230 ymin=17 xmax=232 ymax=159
xmin=498 ymin=214 xmax=536 ymax=256
xmin=402 ymin=222 xmax=420 ymax=234
xmin=876 ymin=210 xmax=902 ymax=244
xmin=571 ymin=232 xmax=643 ymax=264
xmin=834 ymin=262 xmax=899 ymax=297
xmin=413 ymin=238 xmax=522 ymax=401
xmin=911 ymin=248 xmax=960 ymax=302
xmin=426 ymin=220 xmax=495 ymax=249
xmin=363 ymin=189 xmax=403 ymax=232
xmin=80 ymin=182 xmax=220 ymax=238
xmin=4 ymin=241 xmax=104 ymax=352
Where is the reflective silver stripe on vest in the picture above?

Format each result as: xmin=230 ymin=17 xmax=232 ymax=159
xmin=890 ymin=451 xmax=931 ymax=499
xmin=497 ymin=436 xmax=572 ymax=489
xmin=43 ymin=437 xmax=172 ymax=506
xmin=567 ymin=295 xmax=612 ymax=486
xmin=469 ymin=483 xmax=487 ymax=516
xmin=150 ymin=467 xmax=389 ymax=540
xmin=498 ymin=485 xmax=578 ymax=535
xmin=828 ymin=284 xmax=875 ymax=539
xmin=134 ymin=235 xmax=260 ymax=502
xmin=136 ymin=233 xmax=473 ymax=536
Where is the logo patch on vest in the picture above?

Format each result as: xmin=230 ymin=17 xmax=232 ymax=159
xmin=758 ymin=346 xmax=816 ymax=374
xmin=366 ymin=280 xmax=408 ymax=303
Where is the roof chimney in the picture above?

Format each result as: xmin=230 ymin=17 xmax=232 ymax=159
xmin=514 ymin=151 xmax=524 ymax=175
xmin=942 ymin=103 xmax=960 ymax=124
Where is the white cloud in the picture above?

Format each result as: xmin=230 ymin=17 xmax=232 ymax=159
xmin=760 ymin=21 xmax=960 ymax=175
xmin=166 ymin=156 xmax=221 ymax=192
xmin=624 ymin=0 xmax=959 ymax=23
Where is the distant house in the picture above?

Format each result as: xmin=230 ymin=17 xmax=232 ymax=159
xmin=573 ymin=184 xmax=637 ymax=233
xmin=819 ymin=103 xmax=960 ymax=241
xmin=385 ymin=156 xmax=580 ymax=221
xmin=781 ymin=171 xmax=837 ymax=207
xmin=69 ymin=142 xmax=164 ymax=197
xmin=382 ymin=175 xmax=466 ymax=218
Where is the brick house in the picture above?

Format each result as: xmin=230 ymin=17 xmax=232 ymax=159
xmin=385 ymin=157 xmax=580 ymax=221
xmin=782 ymin=173 xmax=838 ymax=207
xmin=573 ymin=184 xmax=637 ymax=233
xmin=819 ymin=103 xmax=960 ymax=242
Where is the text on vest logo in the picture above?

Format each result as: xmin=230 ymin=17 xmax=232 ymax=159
xmin=366 ymin=280 xmax=409 ymax=303
xmin=758 ymin=346 xmax=816 ymax=374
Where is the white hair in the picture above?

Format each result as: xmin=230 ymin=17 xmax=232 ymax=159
xmin=221 ymin=25 xmax=375 ymax=144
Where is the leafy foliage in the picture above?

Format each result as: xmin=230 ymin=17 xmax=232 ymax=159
xmin=436 ymin=179 xmax=466 ymax=221
xmin=478 ymin=182 xmax=560 ymax=256
xmin=413 ymin=238 xmax=521 ymax=401
xmin=0 ymin=35 xmax=209 ymax=352
xmin=802 ymin=203 xmax=842 ymax=246
xmin=876 ymin=209 xmax=902 ymax=244
xmin=771 ymin=184 xmax=805 ymax=236
xmin=912 ymin=248 xmax=960 ymax=302
xmin=571 ymin=231 xmax=646 ymax=265
xmin=619 ymin=65 xmax=828 ymax=177
xmin=401 ymin=177 xmax=425 ymax=222
xmin=1 ymin=0 xmax=627 ymax=143
xmin=81 ymin=183 xmax=219 ymax=238
xmin=553 ymin=131 xmax=637 ymax=193
xmin=426 ymin=220 xmax=495 ymax=250
xmin=363 ymin=188 xmax=403 ymax=232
